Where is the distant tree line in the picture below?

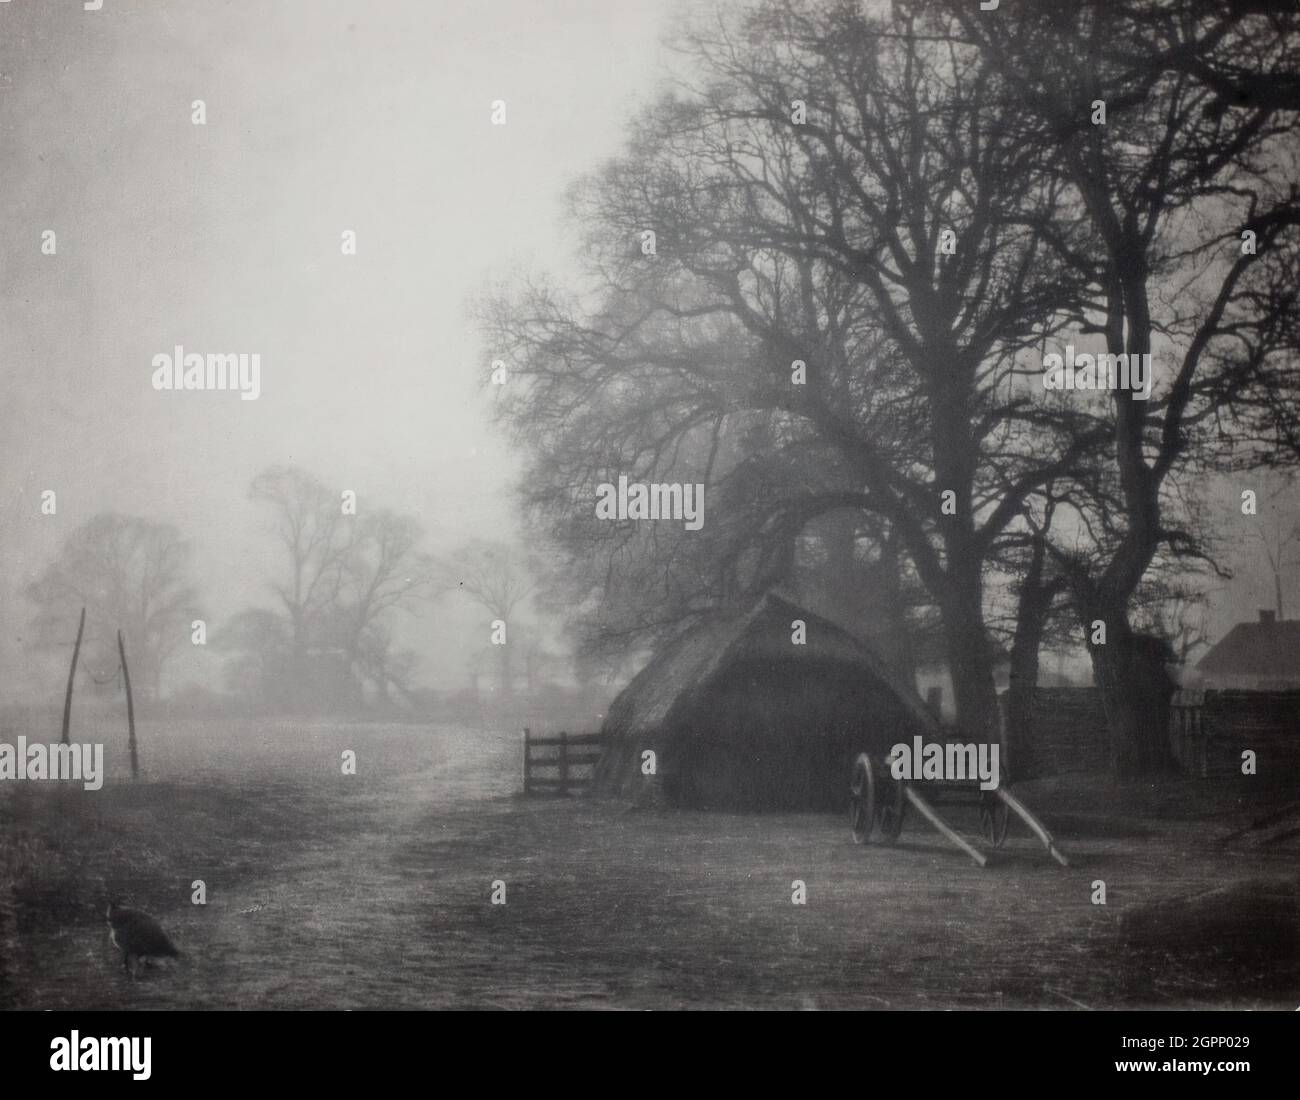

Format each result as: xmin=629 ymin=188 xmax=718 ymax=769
xmin=24 ymin=465 xmax=543 ymax=717
xmin=26 ymin=513 xmax=198 ymax=703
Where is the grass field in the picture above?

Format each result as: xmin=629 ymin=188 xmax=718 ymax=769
xmin=1 ymin=717 xmax=1296 ymax=1010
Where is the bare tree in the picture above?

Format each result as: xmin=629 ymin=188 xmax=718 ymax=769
xmin=26 ymin=513 xmax=199 ymax=702
xmin=354 ymin=621 xmax=420 ymax=706
xmin=442 ymin=540 xmax=537 ymax=700
xmin=952 ymin=0 xmax=1300 ymax=771
xmin=483 ymin=1 xmax=1098 ymax=744
xmin=331 ymin=510 xmax=435 ymax=703
xmin=1251 ymin=475 xmax=1300 ymax=619
xmin=1154 ymin=591 xmax=1214 ymax=670
xmin=249 ymin=465 xmax=348 ymax=693
xmin=214 ymin=608 xmax=293 ymax=709
xmin=243 ymin=467 xmax=433 ymax=710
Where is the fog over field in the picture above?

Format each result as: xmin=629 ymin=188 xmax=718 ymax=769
xmin=2 ymin=0 xmax=1300 ymax=1027
xmin=0 ymin=0 xmax=1296 ymax=705
xmin=0 ymin=0 xmax=673 ymax=701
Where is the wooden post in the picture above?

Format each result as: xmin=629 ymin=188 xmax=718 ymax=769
xmin=522 ymin=727 xmax=531 ymax=794
xmin=60 ymin=607 xmax=86 ymax=746
xmin=558 ymin=731 xmax=569 ymax=796
xmin=996 ymin=788 xmax=1069 ymax=866
xmin=118 ymin=629 xmax=138 ymax=780
xmin=903 ymin=785 xmax=988 ymax=868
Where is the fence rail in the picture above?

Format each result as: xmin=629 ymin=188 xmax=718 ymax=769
xmin=522 ymin=728 xmax=604 ymax=796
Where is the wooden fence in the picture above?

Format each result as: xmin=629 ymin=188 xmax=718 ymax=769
xmin=1170 ymin=689 xmax=1300 ymax=778
xmin=1169 ymin=690 xmax=1208 ymax=777
xmin=522 ymin=728 xmax=605 ymax=796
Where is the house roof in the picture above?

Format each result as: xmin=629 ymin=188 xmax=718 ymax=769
xmin=600 ymin=590 xmax=937 ymax=742
xmin=1197 ymin=619 xmax=1300 ymax=679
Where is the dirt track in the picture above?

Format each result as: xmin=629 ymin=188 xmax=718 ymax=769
xmin=2 ymin=720 xmax=1296 ymax=1009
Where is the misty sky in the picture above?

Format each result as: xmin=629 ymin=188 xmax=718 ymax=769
xmin=0 ymin=0 xmax=1293 ymax=699
xmin=0 ymin=0 xmax=678 ymax=693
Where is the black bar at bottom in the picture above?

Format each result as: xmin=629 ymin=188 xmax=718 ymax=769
xmin=1 ymin=1009 xmax=1293 ymax=1087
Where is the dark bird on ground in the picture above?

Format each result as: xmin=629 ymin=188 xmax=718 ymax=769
xmin=106 ymin=900 xmax=180 ymax=978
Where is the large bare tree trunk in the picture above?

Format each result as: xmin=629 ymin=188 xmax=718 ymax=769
xmin=940 ymin=569 xmax=1000 ymax=746
xmin=927 ymin=373 xmax=1001 ymax=746
xmin=1006 ymin=538 xmax=1050 ymax=779
xmin=1086 ymin=611 xmax=1176 ymax=776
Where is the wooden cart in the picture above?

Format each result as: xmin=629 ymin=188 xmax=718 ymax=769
xmin=848 ymin=750 xmax=1069 ymax=868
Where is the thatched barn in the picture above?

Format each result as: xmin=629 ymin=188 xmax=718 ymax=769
xmin=592 ymin=592 xmax=939 ymax=811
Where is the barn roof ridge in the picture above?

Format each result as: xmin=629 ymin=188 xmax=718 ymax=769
xmin=602 ymin=588 xmax=936 ymax=742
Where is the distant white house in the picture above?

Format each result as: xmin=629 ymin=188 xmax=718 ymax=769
xmin=914 ymin=641 xmax=1011 ymax=722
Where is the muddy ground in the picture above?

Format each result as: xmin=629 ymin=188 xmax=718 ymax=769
xmin=1 ymin=719 xmax=1295 ymax=1009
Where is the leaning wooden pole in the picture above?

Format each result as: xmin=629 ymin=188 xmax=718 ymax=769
xmin=60 ymin=607 xmax=86 ymax=746
xmin=996 ymin=788 xmax=1069 ymax=866
xmin=903 ymin=785 xmax=988 ymax=868
xmin=118 ymin=629 xmax=138 ymax=780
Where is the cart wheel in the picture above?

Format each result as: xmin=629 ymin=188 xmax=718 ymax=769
xmin=978 ymin=792 xmax=1009 ymax=848
xmin=877 ymin=759 xmax=906 ymax=843
xmin=849 ymin=753 xmax=876 ymax=844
